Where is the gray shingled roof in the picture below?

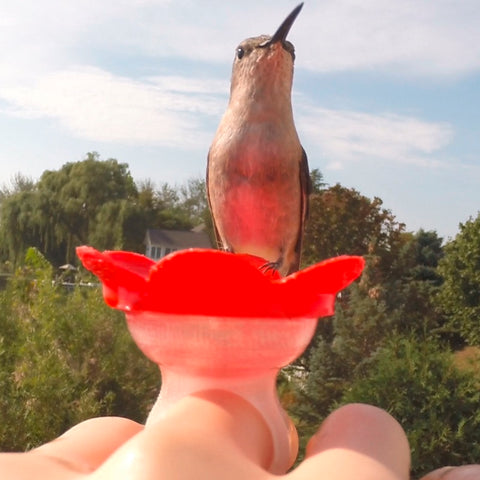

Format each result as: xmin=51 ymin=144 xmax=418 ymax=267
xmin=145 ymin=229 xmax=212 ymax=249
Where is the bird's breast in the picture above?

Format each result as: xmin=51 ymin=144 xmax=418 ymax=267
xmin=208 ymin=122 xmax=302 ymax=260
xmin=223 ymin=121 xmax=299 ymax=176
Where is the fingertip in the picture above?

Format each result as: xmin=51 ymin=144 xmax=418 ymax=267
xmin=420 ymin=465 xmax=480 ymax=479
xmin=306 ymin=403 xmax=408 ymax=456
xmin=419 ymin=466 xmax=455 ymax=479
xmin=60 ymin=416 xmax=143 ymax=440
xmin=33 ymin=417 xmax=143 ymax=473
xmin=297 ymin=403 xmax=410 ymax=480
xmin=286 ymin=414 xmax=299 ymax=469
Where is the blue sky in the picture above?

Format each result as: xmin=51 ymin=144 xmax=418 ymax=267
xmin=0 ymin=0 xmax=479 ymax=241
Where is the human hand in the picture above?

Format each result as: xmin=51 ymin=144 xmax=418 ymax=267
xmin=419 ymin=465 xmax=480 ymax=480
xmin=0 ymin=392 xmax=416 ymax=479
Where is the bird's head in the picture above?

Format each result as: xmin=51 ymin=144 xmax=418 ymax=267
xmin=229 ymin=3 xmax=303 ymax=100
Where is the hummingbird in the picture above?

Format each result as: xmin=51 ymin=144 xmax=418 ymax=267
xmin=207 ymin=3 xmax=311 ymax=277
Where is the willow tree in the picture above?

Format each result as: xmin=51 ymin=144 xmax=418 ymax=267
xmin=0 ymin=153 xmax=138 ymax=265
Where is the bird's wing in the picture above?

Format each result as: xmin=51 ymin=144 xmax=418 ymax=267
xmin=206 ymin=150 xmax=225 ymax=250
xmin=291 ymin=147 xmax=312 ymax=272
xmin=300 ymin=147 xmax=312 ymax=222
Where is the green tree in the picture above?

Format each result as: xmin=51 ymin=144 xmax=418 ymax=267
xmin=0 ymin=153 xmax=139 ymax=265
xmin=178 ymin=177 xmax=209 ymax=226
xmin=133 ymin=179 xmax=197 ymax=248
xmin=153 ymin=177 xmax=208 ymax=230
xmin=291 ymin=229 xmax=446 ymax=460
xmin=299 ymin=186 xmax=411 ymax=370
xmin=38 ymin=152 xmax=138 ymax=262
xmin=384 ymin=229 xmax=445 ymax=339
xmin=0 ymin=249 xmax=159 ymax=451
xmin=309 ymin=168 xmax=327 ymax=194
xmin=0 ymin=172 xmax=35 ymax=199
xmin=302 ymin=183 xmax=405 ymax=266
xmin=340 ymin=336 xmax=480 ymax=477
xmin=437 ymin=213 xmax=480 ymax=345
xmin=0 ymin=153 xmax=214 ymax=266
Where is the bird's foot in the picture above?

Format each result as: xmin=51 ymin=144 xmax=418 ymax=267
xmin=259 ymin=261 xmax=280 ymax=275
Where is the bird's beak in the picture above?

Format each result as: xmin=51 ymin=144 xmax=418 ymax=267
xmin=269 ymin=3 xmax=303 ymax=45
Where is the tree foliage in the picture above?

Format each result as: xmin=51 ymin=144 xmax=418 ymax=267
xmin=303 ymin=229 xmax=443 ymax=370
xmin=340 ymin=336 xmax=480 ymax=477
xmin=1 ymin=159 xmax=478 ymax=476
xmin=303 ymin=183 xmax=405 ymax=263
xmin=0 ymin=249 xmax=159 ymax=451
xmin=0 ymin=153 xmax=209 ymax=266
xmin=0 ymin=153 xmax=137 ymax=265
xmin=437 ymin=213 xmax=480 ymax=345
xmin=291 ymin=224 xmax=449 ymax=466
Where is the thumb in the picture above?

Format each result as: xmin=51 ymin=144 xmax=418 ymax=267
xmin=91 ymin=391 xmax=274 ymax=480
xmin=420 ymin=465 xmax=480 ymax=480
xmin=290 ymin=404 xmax=410 ymax=480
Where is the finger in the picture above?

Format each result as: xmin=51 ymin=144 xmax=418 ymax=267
xmin=0 ymin=417 xmax=142 ymax=480
xmin=291 ymin=403 xmax=410 ymax=480
xmin=32 ymin=417 xmax=143 ymax=474
xmin=420 ymin=465 xmax=480 ymax=479
xmin=92 ymin=391 xmax=275 ymax=480
xmin=0 ymin=452 xmax=80 ymax=480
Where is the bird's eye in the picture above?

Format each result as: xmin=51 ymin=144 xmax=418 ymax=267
xmin=236 ymin=47 xmax=245 ymax=60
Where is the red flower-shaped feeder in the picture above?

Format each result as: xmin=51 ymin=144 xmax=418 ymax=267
xmin=77 ymin=246 xmax=364 ymax=474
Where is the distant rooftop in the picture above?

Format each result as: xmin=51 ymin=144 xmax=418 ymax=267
xmin=145 ymin=228 xmax=212 ymax=249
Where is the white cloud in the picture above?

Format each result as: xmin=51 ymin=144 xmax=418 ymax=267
xmin=1 ymin=0 xmax=479 ymax=83
xmin=0 ymin=1 xmax=469 ymax=169
xmin=297 ymin=105 xmax=454 ymax=168
xmin=0 ymin=67 xmax=227 ymax=148
xmin=0 ymin=64 xmax=455 ymax=166
xmin=296 ymin=0 xmax=480 ymax=76
xmin=114 ymin=0 xmax=480 ymax=77
xmin=144 ymin=0 xmax=480 ymax=77
xmin=325 ymin=161 xmax=344 ymax=171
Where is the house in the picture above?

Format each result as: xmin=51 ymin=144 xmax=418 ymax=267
xmin=144 ymin=227 xmax=213 ymax=260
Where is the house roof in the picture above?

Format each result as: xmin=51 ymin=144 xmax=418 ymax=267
xmin=145 ymin=228 xmax=212 ymax=249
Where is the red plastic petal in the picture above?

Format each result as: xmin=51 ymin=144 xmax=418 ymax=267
xmin=76 ymin=247 xmax=364 ymax=319
xmin=77 ymin=246 xmax=154 ymax=310
xmin=278 ymin=256 xmax=366 ymax=317
xmin=142 ymin=249 xmax=285 ymax=317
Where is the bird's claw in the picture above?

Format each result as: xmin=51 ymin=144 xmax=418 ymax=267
xmin=259 ymin=261 xmax=280 ymax=274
